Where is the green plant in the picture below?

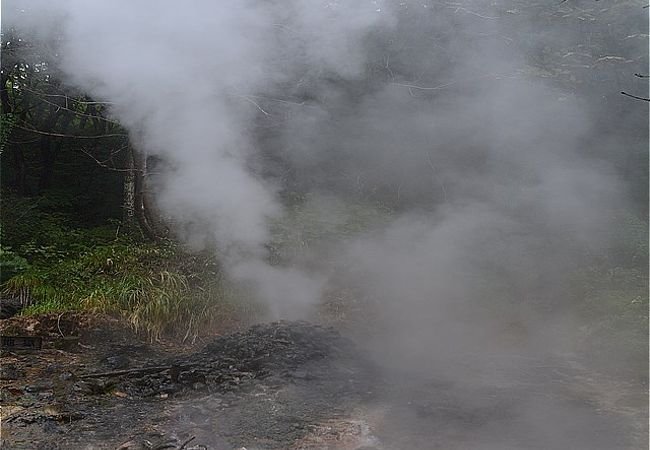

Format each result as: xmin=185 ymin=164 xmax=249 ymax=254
xmin=3 ymin=237 xmax=259 ymax=340
xmin=0 ymin=245 xmax=30 ymax=282
xmin=0 ymin=113 xmax=17 ymax=155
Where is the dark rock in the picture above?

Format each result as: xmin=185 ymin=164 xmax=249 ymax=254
xmin=24 ymin=382 xmax=53 ymax=393
xmin=0 ymin=296 xmax=26 ymax=319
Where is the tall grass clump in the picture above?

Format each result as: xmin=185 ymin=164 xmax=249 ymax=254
xmin=3 ymin=239 xmax=260 ymax=341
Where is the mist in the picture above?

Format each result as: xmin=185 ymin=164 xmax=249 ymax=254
xmin=3 ymin=0 xmax=647 ymax=448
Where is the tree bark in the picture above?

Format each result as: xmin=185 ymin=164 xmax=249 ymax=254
xmin=123 ymin=145 xmax=137 ymax=229
xmin=134 ymin=149 xmax=158 ymax=240
xmin=124 ymin=145 xmax=159 ymax=240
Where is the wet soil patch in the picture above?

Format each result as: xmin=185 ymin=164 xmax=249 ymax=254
xmin=108 ymin=321 xmax=369 ymax=398
xmin=2 ymin=315 xmax=645 ymax=449
xmin=1 ymin=320 xmax=376 ymax=449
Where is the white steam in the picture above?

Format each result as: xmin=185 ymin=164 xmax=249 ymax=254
xmin=4 ymin=0 xmax=628 ymax=326
xmin=6 ymin=2 xmax=645 ymax=446
xmin=5 ymin=0 xmax=394 ymax=316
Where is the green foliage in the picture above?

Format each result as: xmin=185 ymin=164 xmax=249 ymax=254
xmin=0 ymin=245 xmax=30 ymax=282
xmin=4 ymin=239 xmax=258 ymax=340
xmin=0 ymin=113 xmax=17 ymax=155
xmin=2 ymin=192 xmax=120 ymax=255
xmin=1 ymin=190 xmax=260 ymax=340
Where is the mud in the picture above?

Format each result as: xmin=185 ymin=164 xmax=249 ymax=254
xmin=1 ymin=316 xmax=647 ymax=449
xmin=0 ymin=318 xmax=376 ymax=449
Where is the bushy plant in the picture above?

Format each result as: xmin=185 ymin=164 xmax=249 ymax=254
xmin=0 ymin=245 xmax=30 ymax=283
xmin=4 ymin=237 xmax=258 ymax=340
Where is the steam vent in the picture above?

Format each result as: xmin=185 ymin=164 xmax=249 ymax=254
xmin=1 ymin=0 xmax=647 ymax=449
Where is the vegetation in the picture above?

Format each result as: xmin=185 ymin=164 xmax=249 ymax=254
xmin=0 ymin=192 xmax=259 ymax=339
xmin=0 ymin=187 xmax=397 ymax=339
xmin=0 ymin=2 xmax=647 ymax=358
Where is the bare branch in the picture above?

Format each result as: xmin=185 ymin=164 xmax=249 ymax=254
xmin=620 ymin=91 xmax=650 ymax=102
xmin=232 ymin=93 xmax=270 ymax=116
xmin=16 ymin=123 xmax=127 ymax=139
xmin=78 ymin=146 xmax=134 ymax=172
xmin=392 ymin=72 xmax=517 ymax=92
xmin=34 ymin=95 xmax=121 ymax=125
xmin=17 ymin=86 xmax=113 ymax=105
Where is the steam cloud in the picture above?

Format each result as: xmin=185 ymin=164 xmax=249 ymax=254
xmin=5 ymin=0 xmax=395 ymax=317
xmin=5 ymin=1 xmax=647 ymax=448
xmin=3 ymin=1 xmax=637 ymax=335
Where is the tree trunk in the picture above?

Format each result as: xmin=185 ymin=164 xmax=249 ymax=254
xmin=123 ymin=146 xmax=137 ymax=229
xmin=124 ymin=145 xmax=159 ymax=240
xmin=133 ymin=149 xmax=158 ymax=240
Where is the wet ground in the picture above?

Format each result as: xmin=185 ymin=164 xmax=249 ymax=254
xmin=1 ymin=314 xmax=647 ymax=449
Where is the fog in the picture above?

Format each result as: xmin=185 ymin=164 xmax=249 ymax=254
xmin=4 ymin=0 xmax=647 ymax=448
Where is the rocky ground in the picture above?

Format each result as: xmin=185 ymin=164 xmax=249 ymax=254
xmin=0 ymin=315 xmax=379 ymax=449
xmin=0 ymin=314 xmax=647 ymax=449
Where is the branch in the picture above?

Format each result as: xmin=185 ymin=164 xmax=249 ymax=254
xmin=620 ymin=91 xmax=650 ymax=102
xmin=80 ymin=365 xmax=173 ymax=379
xmin=232 ymin=93 xmax=270 ymax=115
xmin=16 ymin=123 xmax=127 ymax=139
xmin=392 ymin=72 xmax=516 ymax=92
xmin=18 ymin=86 xmax=112 ymax=105
xmin=239 ymin=93 xmax=316 ymax=108
xmin=78 ymin=146 xmax=133 ymax=172
xmin=34 ymin=95 xmax=121 ymax=126
xmin=178 ymin=436 xmax=196 ymax=450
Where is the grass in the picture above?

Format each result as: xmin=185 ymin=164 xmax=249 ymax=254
xmin=2 ymin=189 xmax=647 ymax=363
xmin=1 ymin=192 xmax=393 ymax=341
xmin=3 ymin=240 xmax=262 ymax=341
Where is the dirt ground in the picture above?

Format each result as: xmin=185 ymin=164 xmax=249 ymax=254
xmin=0 ymin=313 xmax=647 ymax=449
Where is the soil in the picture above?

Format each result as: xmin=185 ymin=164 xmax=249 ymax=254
xmin=0 ymin=313 xmax=647 ymax=449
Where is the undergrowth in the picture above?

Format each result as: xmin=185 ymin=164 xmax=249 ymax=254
xmin=1 ymin=191 xmax=393 ymax=340
xmin=1 ymin=191 xmax=263 ymax=340
xmin=3 ymin=240 xmax=261 ymax=340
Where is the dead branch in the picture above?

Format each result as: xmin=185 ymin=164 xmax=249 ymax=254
xmin=17 ymin=86 xmax=113 ymax=105
xmin=235 ymin=94 xmax=270 ymax=115
xmin=620 ymin=91 xmax=650 ymax=102
xmin=34 ymin=95 xmax=121 ymax=125
xmin=177 ymin=436 xmax=196 ymax=450
xmin=16 ymin=123 xmax=127 ymax=139
xmin=392 ymin=72 xmax=516 ymax=92
xmin=78 ymin=146 xmax=133 ymax=172
xmin=79 ymin=365 xmax=175 ymax=379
